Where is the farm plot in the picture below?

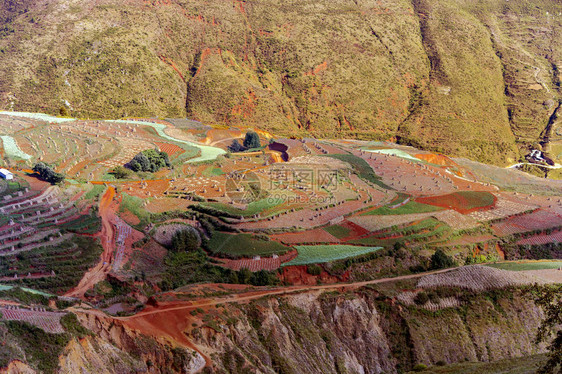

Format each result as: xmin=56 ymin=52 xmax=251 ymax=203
xmin=219 ymin=251 xmax=298 ymax=272
xmin=516 ymin=230 xmax=562 ymax=246
xmin=98 ymin=137 xmax=154 ymax=168
xmin=0 ymin=115 xmax=33 ymax=133
xmin=237 ymin=187 xmax=371 ymax=230
xmin=492 ymin=210 xmax=562 ymax=236
xmin=436 ymin=234 xmax=496 ymax=248
xmin=468 ymin=195 xmax=538 ymax=221
xmin=0 ymin=307 xmax=65 ymax=333
xmin=348 ymin=212 xmax=439 ymax=232
xmin=284 ymin=245 xmax=382 ymax=266
xmin=487 ymin=261 xmax=562 ymax=271
xmin=416 ymin=191 xmax=496 ymax=214
xmin=431 ymin=210 xmax=480 ymax=231
xmin=0 ymin=135 xmax=32 ymax=160
xmin=417 ymin=265 xmax=551 ymax=291
xmin=350 ymin=218 xmax=450 ymax=246
xmin=362 ymin=200 xmax=442 ymax=216
xmin=323 ymin=220 xmax=370 ymax=240
xmin=270 ymin=228 xmax=341 ymax=244
xmin=154 ymin=142 xmax=184 ymax=158
xmin=206 ymin=231 xmax=289 ymax=258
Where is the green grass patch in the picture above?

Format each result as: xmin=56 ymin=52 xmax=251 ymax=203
xmin=119 ymin=192 xmax=151 ymax=227
xmin=323 ymin=225 xmax=351 ymax=239
xmin=284 ymin=245 xmax=382 ymax=266
xmin=206 ymin=231 xmax=289 ymax=258
xmin=362 ymin=201 xmax=443 ymax=216
xmin=202 ymin=166 xmax=224 ymax=177
xmin=486 ymin=261 xmax=562 ymax=271
xmin=325 ymin=154 xmax=390 ymax=189
xmin=83 ymin=184 xmax=105 ymax=200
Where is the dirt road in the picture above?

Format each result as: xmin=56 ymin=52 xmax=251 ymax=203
xmin=65 ymin=186 xmax=116 ymax=298
xmin=119 ymin=268 xmax=453 ymax=320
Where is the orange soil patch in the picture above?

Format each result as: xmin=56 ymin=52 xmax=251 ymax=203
xmin=120 ymin=208 xmax=141 ymax=226
xmin=122 ymin=306 xmax=211 ymax=367
xmin=203 ymin=128 xmax=243 ymax=145
xmin=121 ymin=179 xmax=170 ymax=198
xmin=414 ymin=153 xmax=458 ymax=167
xmin=16 ymin=172 xmax=50 ymax=191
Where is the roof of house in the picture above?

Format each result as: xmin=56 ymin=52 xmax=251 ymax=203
xmin=0 ymin=169 xmax=13 ymax=176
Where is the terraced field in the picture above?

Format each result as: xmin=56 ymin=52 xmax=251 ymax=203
xmin=284 ymin=245 xmax=382 ymax=266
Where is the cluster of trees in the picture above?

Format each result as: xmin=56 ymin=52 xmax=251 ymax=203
xmin=32 ymin=162 xmax=64 ymax=184
xmin=430 ymin=249 xmax=455 ymax=270
xmin=228 ymin=131 xmax=261 ymax=153
xmin=170 ymin=227 xmax=201 ymax=252
xmin=128 ymin=149 xmax=170 ymax=172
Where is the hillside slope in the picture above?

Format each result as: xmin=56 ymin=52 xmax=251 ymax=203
xmin=0 ymin=0 xmax=561 ymax=164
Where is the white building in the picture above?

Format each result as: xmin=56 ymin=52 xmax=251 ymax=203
xmin=0 ymin=169 xmax=14 ymax=180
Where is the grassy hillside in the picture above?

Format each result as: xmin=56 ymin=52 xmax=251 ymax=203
xmin=1 ymin=0 xmax=561 ymax=164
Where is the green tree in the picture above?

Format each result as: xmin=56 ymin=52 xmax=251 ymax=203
xmin=111 ymin=166 xmax=130 ymax=179
xmin=128 ymin=149 xmax=170 ymax=172
xmin=243 ymin=131 xmax=261 ymax=149
xmin=534 ymin=284 xmax=562 ymax=374
xmin=32 ymin=162 xmax=64 ymax=185
xmin=170 ymin=228 xmax=201 ymax=252
xmin=430 ymin=249 xmax=455 ymax=270
xmin=228 ymin=139 xmax=244 ymax=153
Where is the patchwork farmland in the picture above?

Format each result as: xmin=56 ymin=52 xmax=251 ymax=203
xmin=0 ymin=110 xmax=559 ymax=321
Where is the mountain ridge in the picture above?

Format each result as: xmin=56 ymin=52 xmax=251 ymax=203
xmin=1 ymin=0 xmax=562 ymax=165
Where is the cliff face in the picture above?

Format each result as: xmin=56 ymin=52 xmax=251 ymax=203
xmin=1 ymin=0 xmax=562 ymax=164
xmin=46 ymin=287 xmax=545 ymax=374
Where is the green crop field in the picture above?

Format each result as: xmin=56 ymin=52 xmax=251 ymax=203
xmin=326 ymin=154 xmax=390 ymax=189
xmin=284 ymin=245 xmax=382 ymax=266
xmin=362 ymin=201 xmax=443 ymax=216
xmin=206 ymin=231 xmax=289 ymax=258
xmin=323 ymin=225 xmax=351 ymax=239
xmin=487 ymin=261 xmax=562 ymax=272
xmin=199 ymin=197 xmax=287 ymax=218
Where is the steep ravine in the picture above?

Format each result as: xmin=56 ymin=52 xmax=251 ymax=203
xmin=15 ymin=287 xmax=544 ymax=374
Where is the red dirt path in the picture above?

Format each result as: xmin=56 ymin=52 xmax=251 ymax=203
xmin=65 ymin=186 xmax=116 ymax=298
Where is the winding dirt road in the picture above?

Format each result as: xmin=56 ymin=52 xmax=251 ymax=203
xmin=65 ymin=186 xmax=116 ymax=298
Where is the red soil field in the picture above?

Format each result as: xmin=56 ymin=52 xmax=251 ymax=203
xmin=279 ymin=265 xmax=347 ymax=286
xmin=154 ymin=142 xmax=184 ymax=157
xmin=416 ymin=191 xmax=496 ymax=214
xmin=337 ymin=220 xmax=371 ymax=241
